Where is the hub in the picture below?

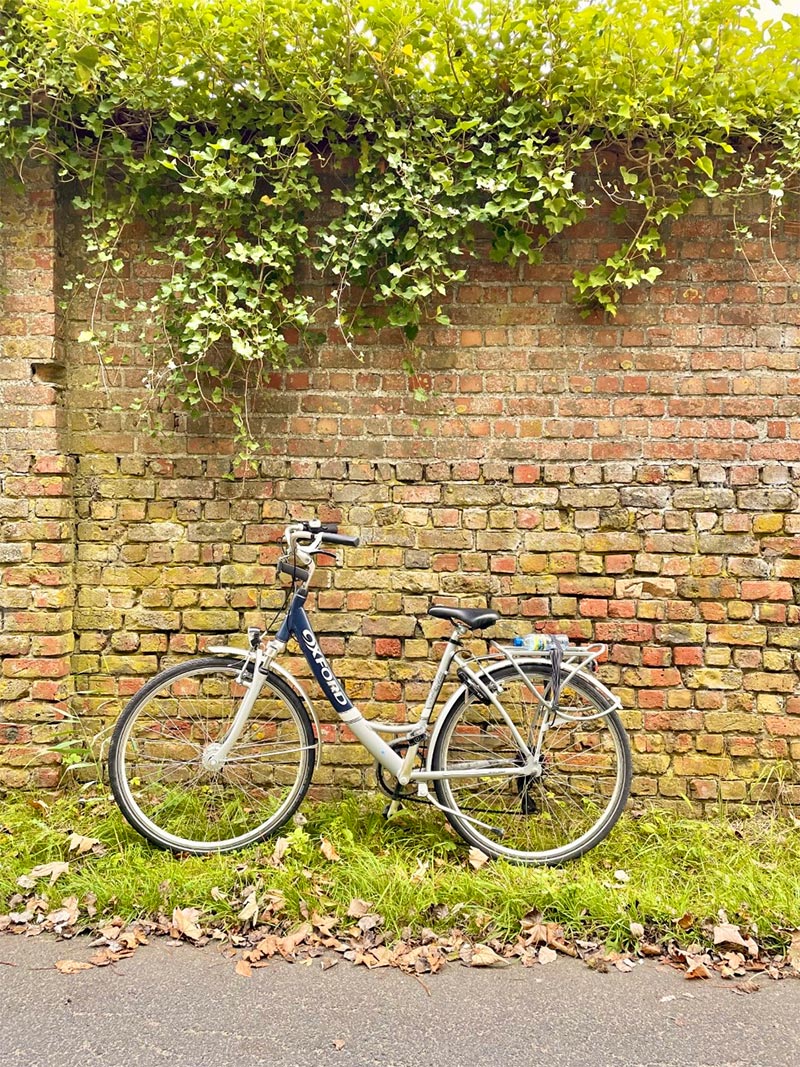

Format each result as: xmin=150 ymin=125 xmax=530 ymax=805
xmin=201 ymin=743 xmax=225 ymax=771
xmin=515 ymin=755 xmax=544 ymax=815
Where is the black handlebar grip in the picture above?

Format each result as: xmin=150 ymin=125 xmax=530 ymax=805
xmin=320 ymin=532 xmax=360 ymax=547
xmin=277 ymin=559 xmax=310 ymax=583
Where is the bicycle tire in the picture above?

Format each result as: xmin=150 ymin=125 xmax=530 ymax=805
xmin=109 ymin=656 xmax=316 ymax=854
xmin=430 ymin=662 xmax=631 ymax=864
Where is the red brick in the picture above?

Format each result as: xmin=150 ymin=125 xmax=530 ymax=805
xmin=579 ymin=599 xmax=608 ymax=618
xmin=374 ymin=639 xmax=402 ymax=658
xmin=674 ymin=646 xmax=704 ymax=666
xmin=740 ymin=581 xmax=793 ymax=601
xmin=513 ymin=464 xmax=541 ymax=484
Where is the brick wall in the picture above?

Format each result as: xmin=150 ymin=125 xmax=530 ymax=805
xmin=2 ymin=169 xmax=799 ymax=807
xmin=0 ymin=167 xmax=74 ymax=788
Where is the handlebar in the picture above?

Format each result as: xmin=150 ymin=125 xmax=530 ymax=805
xmin=288 ymin=520 xmax=360 ymax=549
xmin=278 ymin=521 xmax=360 ymax=586
xmin=277 ymin=559 xmax=310 ymax=583
xmin=321 ymin=532 xmax=360 ymax=547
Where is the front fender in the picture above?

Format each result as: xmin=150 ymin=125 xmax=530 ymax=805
xmin=208 ymin=645 xmax=323 ymax=762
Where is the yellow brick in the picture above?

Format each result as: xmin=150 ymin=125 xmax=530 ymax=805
xmin=753 ymin=514 xmax=783 ymax=534
xmin=673 ymin=755 xmax=732 ymax=777
xmin=182 ymin=609 xmax=239 ymax=631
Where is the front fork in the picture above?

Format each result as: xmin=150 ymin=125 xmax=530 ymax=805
xmin=204 ymin=637 xmax=283 ymax=769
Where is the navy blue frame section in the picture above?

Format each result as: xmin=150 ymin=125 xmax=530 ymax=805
xmin=276 ymin=589 xmax=355 ymax=714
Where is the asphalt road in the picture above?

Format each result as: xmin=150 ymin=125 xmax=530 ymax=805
xmin=1 ymin=935 xmax=799 ymax=1067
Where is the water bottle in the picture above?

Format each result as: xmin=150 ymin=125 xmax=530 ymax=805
xmin=512 ymin=633 xmax=568 ymax=651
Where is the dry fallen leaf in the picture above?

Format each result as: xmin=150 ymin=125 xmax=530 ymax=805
xmin=366 ymin=945 xmax=393 ymax=969
xmin=468 ymin=847 xmax=490 ymax=870
xmin=247 ymin=934 xmax=280 ymax=962
xmin=320 ymin=838 xmax=340 ymax=862
xmin=538 ymin=946 xmax=558 ymax=966
xmin=713 ymin=923 xmax=756 ymax=956
xmin=88 ymin=949 xmax=127 ymax=967
xmin=171 ymin=906 xmax=202 ymax=941
xmin=732 ymin=979 xmax=760 ymax=995
xmin=270 ymin=836 xmax=290 ymax=866
xmin=346 ymin=898 xmax=371 ymax=919
xmin=279 ymin=922 xmax=313 ymax=959
xmin=262 ymin=891 xmax=286 ymax=918
xmin=357 ymin=913 xmax=381 ymax=934
xmin=629 ymin=922 xmax=645 ymax=940
xmin=684 ymin=958 xmax=711 ymax=980
xmin=46 ymin=895 xmax=80 ymax=930
xmin=238 ymin=891 xmax=259 ymax=925
xmin=235 ymin=959 xmax=253 ymax=978
xmin=7 ymin=910 xmax=34 ymax=926
xmin=410 ymin=860 xmax=429 ymax=884
xmin=24 ymin=861 xmax=70 ymax=886
xmin=470 ymin=944 xmax=508 ymax=968
xmin=640 ymin=943 xmax=663 ymax=958
xmin=67 ymin=832 xmax=102 ymax=855
xmin=311 ymin=911 xmax=338 ymax=937
xmin=55 ymin=959 xmax=92 ymax=974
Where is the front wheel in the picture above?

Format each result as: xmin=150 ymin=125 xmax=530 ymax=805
xmin=109 ymin=657 xmax=316 ymax=854
xmin=430 ymin=663 xmax=631 ymax=864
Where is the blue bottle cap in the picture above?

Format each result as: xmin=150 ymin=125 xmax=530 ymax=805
xmin=512 ymin=636 xmax=524 ymax=646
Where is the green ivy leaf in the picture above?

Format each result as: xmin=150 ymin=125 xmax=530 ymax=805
xmin=73 ymin=45 xmax=100 ymax=71
xmin=2 ymin=0 xmax=795 ymax=457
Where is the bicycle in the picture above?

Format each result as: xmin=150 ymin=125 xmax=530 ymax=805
xmin=109 ymin=519 xmax=632 ymax=864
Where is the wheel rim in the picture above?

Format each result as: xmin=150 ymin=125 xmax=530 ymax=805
xmin=114 ymin=664 xmax=312 ymax=852
xmin=436 ymin=669 xmax=627 ymax=862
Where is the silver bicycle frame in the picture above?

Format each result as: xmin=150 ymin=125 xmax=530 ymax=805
xmin=207 ymin=586 xmax=621 ymax=783
xmin=205 ymin=524 xmax=622 ymax=838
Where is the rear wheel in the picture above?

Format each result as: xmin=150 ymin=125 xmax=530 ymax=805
xmin=431 ymin=663 xmax=631 ymax=864
xmin=109 ymin=657 xmax=316 ymax=854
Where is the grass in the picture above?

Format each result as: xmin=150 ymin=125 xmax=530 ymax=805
xmin=1 ymin=790 xmax=799 ymax=952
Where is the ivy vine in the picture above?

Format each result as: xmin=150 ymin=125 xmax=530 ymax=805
xmin=1 ymin=0 xmax=799 ymax=453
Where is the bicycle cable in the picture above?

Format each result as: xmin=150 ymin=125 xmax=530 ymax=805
xmin=261 ymin=580 xmax=291 ymax=638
